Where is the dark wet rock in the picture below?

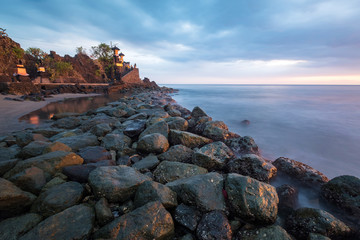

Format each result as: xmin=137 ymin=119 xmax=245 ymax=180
xmin=273 ymin=157 xmax=329 ymax=187
xmin=77 ymin=146 xmax=112 ymax=164
xmin=277 ymin=184 xmax=299 ymax=216
xmin=0 ymin=158 xmax=18 ymax=177
xmin=95 ymin=197 xmax=114 ymax=227
xmin=154 ymin=161 xmax=208 ymax=184
xmin=174 ymin=204 xmax=202 ymax=231
xmin=18 ymin=141 xmax=51 ymax=159
xmin=101 ymin=132 xmax=132 ymax=151
xmin=123 ymin=119 xmax=146 ymax=137
xmin=4 ymin=151 xmax=83 ymax=179
xmin=137 ymin=133 xmax=169 ymax=154
xmin=191 ymin=106 xmax=208 ymax=119
xmin=241 ymin=119 xmax=251 ymax=125
xmin=196 ymin=210 xmax=232 ymax=240
xmin=139 ymin=120 xmax=169 ymax=139
xmin=308 ymin=233 xmax=331 ymax=240
xmin=52 ymin=116 xmax=82 ymax=129
xmin=158 ymin=144 xmax=194 ymax=163
xmin=8 ymin=166 xmax=46 ymax=194
xmin=15 ymin=131 xmax=33 ymax=147
xmin=42 ymin=141 xmax=72 ymax=153
xmin=50 ymin=129 xmax=82 ymax=141
xmin=166 ymin=117 xmax=189 ymax=131
xmin=88 ymin=166 xmax=151 ymax=202
xmin=90 ymin=123 xmax=112 ymax=137
xmin=321 ymin=175 xmax=360 ymax=217
xmin=227 ymin=154 xmax=277 ymax=182
xmin=96 ymin=106 xmax=128 ymax=118
xmin=286 ymin=208 xmax=351 ymax=240
xmin=201 ymin=120 xmax=229 ymax=140
xmin=62 ymin=164 xmax=97 ymax=183
xmin=0 ymin=213 xmax=43 ymax=240
xmin=168 ymin=109 xmax=182 ymax=117
xmin=225 ymin=136 xmax=259 ymax=155
xmin=0 ymin=178 xmax=36 ymax=212
xmin=94 ymin=201 xmax=174 ymax=240
xmin=180 ymin=233 xmax=195 ymax=240
xmin=193 ymin=141 xmax=234 ymax=170
xmin=32 ymin=128 xmax=63 ymax=138
xmin=31 ymin=181 xmax=84 ymax=217
xmin=190 ymin=116 xmax=213 ymax=134
xmin=132 ymin=155 xmax=160 ymax=171
xmin=20 ymin=204 xmax=94 ymax=240
xmin=169 ymin=130 xmax=212 ymax=148
xmin=56 ymin=133 xmax=99 ymax=151
xmin=41 ymin=177 xmax=66 ymax=193
xmin=167 ymin=172 xmax=226 ymax=212
xmin=0 ymin=145 xmax=20 ymax=160
xmin=134 ymin=180 xmax=178 ymax=208
xmin=225 ymin=173 xmax=279 ymax=225
xmin=80 ymin=114 xmax=120 ymax=132
xmin=236 ymin=225 xmax=292 ymax=240
xmin=128 ymin=112 xmax=148 ymax=120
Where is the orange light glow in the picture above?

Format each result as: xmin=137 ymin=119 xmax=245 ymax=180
xmin=29 ymin=115 xmax=39 ymax=125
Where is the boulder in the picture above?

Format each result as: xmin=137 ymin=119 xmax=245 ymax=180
xmin=138 ymin=120 xmax=169 ymax=139
xmin=4 ymin=151 xmax=83 ymax=179
xmin=167 ymin=172 xmax=226 ymax=212
xmin=236 ymin=225 xmax=292 ymax=240
xmin=32 ymin=128 xmax=63 ymax=138
xmin=286 ymin=208 xmax=351 ymax=240
xmin=95 ymin=106 xmax=128 ymax=118
xmin=90 ymin=123 xmax=112 ymax=137
xmin=88 ymin=166 xmax=151 ymax=202
xmin=154 ymin=161 xmax=208 ymax=184
xmin=0 ymin=178 xmax=36 ymax=212
xmin=277 ymin=184 xmax=298 ymax=216
xmin=168 ymin=109 xmax=182 ymax=117
xmin=134 ymin=180 xmax=178 ymax=208
xmin=132 ymin=155 xmax=160 ymax=171
xmin=8 ymin=166 xmax=46 ymax=194
xmin=174 ymin=204 xmax=202 ymax=231
xmin=0 ymin=158 xmax=18 ymax=177
xmin=20 ymin=204 xmax=94 ymax=240
xmin=40 ymin=177 xmax=66 ymax=193
xmin=0 ymin=145 xmax=21 ymax=160
xmin=225 ymin=136 xmax=259 ymax=155
xmin=50 ymin=129 xmax=82 ymax=142
xmin=321 ymin=175 xmax=360 ymax=217
xmin=77 ymin=146 xmax=112 ymax=163
xmin=81 ymin=114 xmax=120 ymax=132
xmin=101 ymin=133 xmax=132 ymax=151
xmin=191 ymin=106 xmax=208 ymax=119
xmin=42 ymin=141 xmax=71 ymax=153
xmin=202 ymin=120 xmax=232 ymax=141
xmin=15 ymin=131 xmax=33 ymax=147
xmin=52 ymin=116 xmax=82 ymax=129
xmin=62 ymin=164 xmax=97 ymax=183
xmin=196 ymin=210 xmax=232 ymax=240
xmin=227 ymin=154 xmax=277 ymax=182
xmin=56 ymin=133 xmax=99 ymax=151
xmin=31 ymin=181 xmax=84 ymax=217
xmin=94 ymin=201 xmax=174 ymax=240
xmin=192 ymin=141 xmax=234 ymax=170
xmin=128 ymin=112 xmax=148 ymax=120
xmin=0 ymin=213 xmax=43 ymax=240
xmin=95 ymin=198 xmax=114 ymax=227
xmin=308 ymin=233 xmax=332 ymax=240
xmin=169 ymin=130 xmax=212 ymax=148
xmin=158 ymin=144 xmax=194 ymax=163
xmin=123 ymin=119 xmax=146 ymax=137
xmin=137 ymin=133 xmax=169 ymax=154
xmin=166 ymin=117 xmax=189 ymax=131
xmin=273 ymin=157 xmax=329 ymax=187
xmin=225 ymin=173 xmax=279 ymax=225
xmin=18 ymin=141 xmax=50 ymax=159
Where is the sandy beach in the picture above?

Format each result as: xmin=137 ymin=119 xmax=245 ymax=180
xmin=0 ymin=93 xmax=100 ymax=136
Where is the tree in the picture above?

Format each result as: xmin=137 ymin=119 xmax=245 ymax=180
xmin=76 ymin=46 xmax=87 ymax=55
xmin=25 ymin=47 xmax=47 ymax=63
xmin=90 ymin=43 xmax=112 ymax=65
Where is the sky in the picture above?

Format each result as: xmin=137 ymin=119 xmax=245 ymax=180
xmin=1 ymin=0 xmax=360 ymax=84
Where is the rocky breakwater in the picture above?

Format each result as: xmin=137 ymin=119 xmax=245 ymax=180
xmin=0 ymin=88 xmax=359 ymax=240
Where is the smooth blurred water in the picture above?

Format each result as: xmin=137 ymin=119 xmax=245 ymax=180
xmin=168 ymin=84 xmax=360 ymax=179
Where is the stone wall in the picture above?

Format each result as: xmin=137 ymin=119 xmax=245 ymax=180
xmin=121 ymin=68 xmax=142 ymax=84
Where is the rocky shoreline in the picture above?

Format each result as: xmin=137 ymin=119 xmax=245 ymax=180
xmin=0 ymin=88 xmax=359 ymax=240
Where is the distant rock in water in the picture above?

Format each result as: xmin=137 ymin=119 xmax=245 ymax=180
xmin=241 ymin=120 xmax=251 ymax=125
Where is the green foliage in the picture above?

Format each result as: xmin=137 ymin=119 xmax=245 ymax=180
xmin=95 ymin=69 xmax=101 ymax=77
xmin=54 ymin=61 xmax=73 ymax=75
xmin=91 ymin=43 xmax=112 ymax=65
xmin=0 ymin=27 xmax=7 ymax=37
xmin=76 ymin=46 xmax=87 ymax=55
xmin=12 ymin=47 xmax=24 ymax=59
xmin=25 ymin=47 xmax=47 ymax=62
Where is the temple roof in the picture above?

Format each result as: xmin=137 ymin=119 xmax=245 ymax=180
xmin=111 ymin=46 xmax=120 ymax=50
xmin=119 ymin=52 xmax=125 ymax=56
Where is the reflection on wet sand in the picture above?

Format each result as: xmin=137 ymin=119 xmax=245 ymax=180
xmin=19 ymin=93 xmax=126 ymax=125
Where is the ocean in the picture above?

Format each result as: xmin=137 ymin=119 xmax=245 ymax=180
xmin=167 ymin=84 xmax=360 ymax=179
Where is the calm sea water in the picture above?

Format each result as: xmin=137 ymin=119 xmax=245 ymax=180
xmin=168 ymin=84 xmax=360 ymax=179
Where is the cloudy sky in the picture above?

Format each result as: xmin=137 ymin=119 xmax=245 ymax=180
xmin=1 ymin=0 xmax=360 ymax=84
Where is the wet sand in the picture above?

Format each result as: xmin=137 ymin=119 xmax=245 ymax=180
xmin=0 ymin=93 xmax=100 ymax=135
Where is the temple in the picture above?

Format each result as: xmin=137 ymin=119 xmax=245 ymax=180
xmin=111 ymin=46 xmax=141 ymax=84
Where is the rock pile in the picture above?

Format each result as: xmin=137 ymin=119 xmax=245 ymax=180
xmin=0 ymin=88 xmax=359 ymax=239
